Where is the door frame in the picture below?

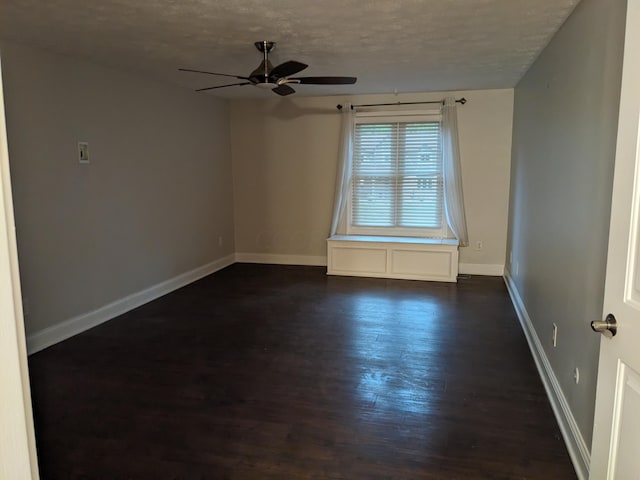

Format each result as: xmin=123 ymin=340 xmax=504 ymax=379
xmin=0 ymin=50 xmax=39 ymax=479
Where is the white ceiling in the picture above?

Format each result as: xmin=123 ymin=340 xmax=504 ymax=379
xmin=0 ymin=0 xmax=580 ymax=99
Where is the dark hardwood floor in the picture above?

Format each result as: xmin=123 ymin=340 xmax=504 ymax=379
xmin=28 ymin=264 xmax=577 ymax=479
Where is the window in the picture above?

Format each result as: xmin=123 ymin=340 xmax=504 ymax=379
xmin=349 ymin=114 xmax=445 ymax=237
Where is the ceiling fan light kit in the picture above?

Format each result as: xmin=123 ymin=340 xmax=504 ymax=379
xmin=255 ymin=82 xmax=278 ymax=90
xmin=179 ymin=41 xmax=357 ymax=96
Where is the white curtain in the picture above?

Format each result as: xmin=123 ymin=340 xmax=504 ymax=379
xmin=442 ymin=97 xmax=469 ymax=246
xmin=329 ymin=103 xmax=355 ymax=236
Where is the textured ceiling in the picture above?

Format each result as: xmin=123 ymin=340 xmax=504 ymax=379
xmin=0 ymin=0 xmax=580 ymax=98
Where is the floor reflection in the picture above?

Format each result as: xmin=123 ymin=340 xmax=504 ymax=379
xmin=348 ymin=292 xmax=446 ymax=416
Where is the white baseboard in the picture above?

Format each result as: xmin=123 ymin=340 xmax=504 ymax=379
xmin=459 ymin=263 xmax=504 ymax=276
xmin=235 ymin=255 xmax=502 ymax=277
xmin=27 ymin=254 xmax=235 ymax=355
xmin=235 ymin=252 xmax=327 ymax=266
xmin=503 ymin=270 xmax=589 ymax=480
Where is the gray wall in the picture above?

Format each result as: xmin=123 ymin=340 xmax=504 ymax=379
xmin=506 ymin=0 xmax=626 ymax=446
xmin=1 ymin=42 xmax=235 ymax=335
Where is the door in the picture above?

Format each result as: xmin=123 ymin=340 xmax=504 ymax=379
xmin=590 ymin=0 xmax=640 ymax=478
xmin=0 ymin=52 xmax=39 ymax=478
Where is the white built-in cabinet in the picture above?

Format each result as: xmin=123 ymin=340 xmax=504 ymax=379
xmin=327 ymin=235 xmax=459 ymax=282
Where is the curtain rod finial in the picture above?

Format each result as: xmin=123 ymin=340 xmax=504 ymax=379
xmin=459 ymin=97 xmax=467 ymax=104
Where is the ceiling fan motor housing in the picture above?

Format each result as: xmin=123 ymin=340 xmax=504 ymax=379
xmin=249 ymin=60 xmax=275 ymax=83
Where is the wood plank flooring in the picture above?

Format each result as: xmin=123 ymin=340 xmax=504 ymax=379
xmin=28 ymin=264 xmax=577 ymax=479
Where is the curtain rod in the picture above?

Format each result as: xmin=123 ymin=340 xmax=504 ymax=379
xmin=336 ymin=97 xmax=467 ymax=110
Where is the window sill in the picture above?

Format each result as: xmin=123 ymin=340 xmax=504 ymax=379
xmin=329 ymin=234 xmax=458 ymax=247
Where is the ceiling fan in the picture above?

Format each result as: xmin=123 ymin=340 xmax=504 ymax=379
xmin=179 ymin=41 xmax=357 ymax=96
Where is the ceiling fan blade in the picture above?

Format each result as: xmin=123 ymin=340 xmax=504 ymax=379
xmin=195 ymin=82 xmax=251 ymax=92
xmin=272 ymin=84 xmax=296 ymax=96
xmin=291 ymin=76 xmax=357 ymax=85
xmin=179 ymin=68 xmax=250 ymax=81
xmin=270 ymin=61 xmax=308 ymax=78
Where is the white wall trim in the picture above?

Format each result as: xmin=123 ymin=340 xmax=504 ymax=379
xmin=503 ymin=270 xmax=589 ymax=480
xmin=459 ymin=263 xmax=504 ymax=276
xmin=235 ymin=252 xmax=327 ymax=266
xmin=26 ymin=254 xmax=235 ymax=355
xmin=234 ymin=254 xmax=504 ymax=277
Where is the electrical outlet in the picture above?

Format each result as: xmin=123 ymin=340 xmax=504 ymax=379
xmin=475 ymin=240 xmax=483 ymax=251
xmin=218 ymin=236 xmax=223 ymax=247
xmin=552 ymin=323 xmax=558 ymax=347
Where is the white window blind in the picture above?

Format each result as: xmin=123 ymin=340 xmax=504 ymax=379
xmin=351 ymin=120 xmax=443 ymax=234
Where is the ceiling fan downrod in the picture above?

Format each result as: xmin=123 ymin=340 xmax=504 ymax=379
xmin=255 ymin=40 xmax=275 ymax=80
xmin=252 ymin=40 xmax=277 ymax=89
